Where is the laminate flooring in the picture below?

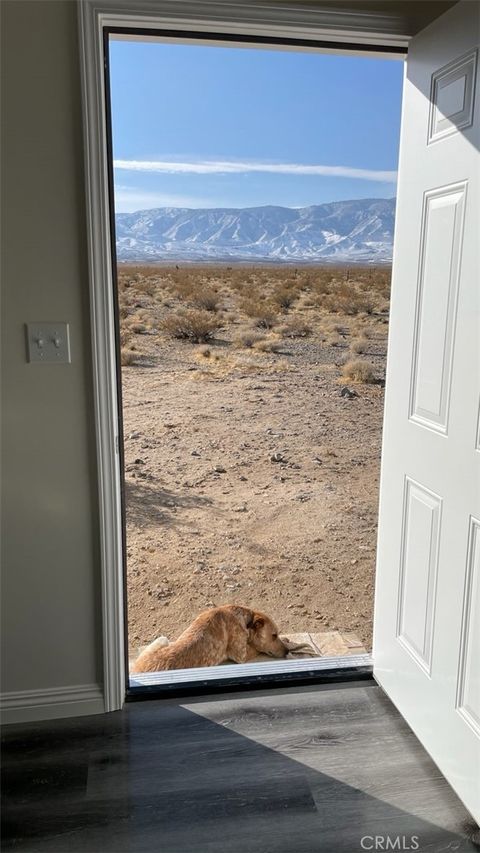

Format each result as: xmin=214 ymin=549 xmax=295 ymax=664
xmin=2 ymin=682 xmax=478 ymax=852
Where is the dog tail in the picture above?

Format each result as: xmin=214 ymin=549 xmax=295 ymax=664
xmin=129 ymin=636 xmax=170 ymax=674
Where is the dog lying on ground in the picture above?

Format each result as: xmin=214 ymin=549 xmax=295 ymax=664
xmin=130 ymin=604 xmax=288 ymax=673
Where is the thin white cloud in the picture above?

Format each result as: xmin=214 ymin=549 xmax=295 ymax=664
xmin=114 ymin=158 xmax=397 ymax=183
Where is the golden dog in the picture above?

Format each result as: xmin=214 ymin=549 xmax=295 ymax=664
xmin=130 ymin=604 xmax=287 ymax=673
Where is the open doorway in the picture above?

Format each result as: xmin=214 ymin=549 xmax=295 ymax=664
xmin=106 ymin=34 xmax=403 ymax=687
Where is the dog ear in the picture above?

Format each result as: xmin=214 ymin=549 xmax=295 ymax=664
xmin=253 ymin=617 xmax=265 ymax=630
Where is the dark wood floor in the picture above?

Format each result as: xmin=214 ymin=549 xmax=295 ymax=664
xmin=2 ymin=682 xmax=478 ymax=852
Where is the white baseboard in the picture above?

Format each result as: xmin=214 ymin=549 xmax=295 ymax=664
xmin=0 ymin=683 xmax=105 ymax=724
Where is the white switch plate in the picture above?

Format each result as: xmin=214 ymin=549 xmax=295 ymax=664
xmin=26 ymin=322 xmax=71 ymax=364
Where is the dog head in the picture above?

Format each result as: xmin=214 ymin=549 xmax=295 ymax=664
xmin=247 ymin=610 xmax=287 ymax=658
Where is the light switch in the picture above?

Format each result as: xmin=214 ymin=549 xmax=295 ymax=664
xmin=26 ymin=323 xmax=71 ymax=364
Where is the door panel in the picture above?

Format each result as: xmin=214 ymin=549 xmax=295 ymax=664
xmin=396 ymin=477 xmax=442 ymax=675
xmin=409 ymin=183 xmax=466 ymax=433
xmin=456 ymin=517 xmax=480 ymax=739
xmin=374 ymin=0 xmax=480 ymax=823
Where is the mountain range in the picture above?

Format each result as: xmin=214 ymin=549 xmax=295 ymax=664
xmin=115 ymin=197 xmax=395 ymax=263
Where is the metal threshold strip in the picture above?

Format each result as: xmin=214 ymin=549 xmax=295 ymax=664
xmin=127 ymin=653 xmax=373 ymax=698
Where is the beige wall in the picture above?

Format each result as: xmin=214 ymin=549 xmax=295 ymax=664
xmin=1 ymin=1 xmax=103 ymax=698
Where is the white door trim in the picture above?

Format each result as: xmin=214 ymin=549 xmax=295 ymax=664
xmin=77 ymin=0 xmax=409 ymax=713
xmin=79 ymin=2 xmax=126 ymax=713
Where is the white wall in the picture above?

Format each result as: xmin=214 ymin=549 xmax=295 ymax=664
xmin=1 ymin=0 xmax=104 ymax=721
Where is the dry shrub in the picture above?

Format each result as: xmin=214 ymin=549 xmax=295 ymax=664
xmin=230 ymin=277 xmax=253 ymax=294
xmin=342 ymin=359 xmax=376 ymax=384
xmin=171 ymin=269 xmax=190 ymax=288
xmin=181 ymin=282 xmax=218 ymax=312
xmin=272 ymin=287 xmax=297 ymax=310
xmin=121 ymin=348 xmax=136 ymax=366
xmin=277 ymin=318 xmax=312 ymax=338
xmin=353 ymin=325 xmax=371 ymax=339
xmin=328 ymin=335 xmax=342 ymax=348
xmin=119 ymin=328 xmax=132 ymax=348
xmin=325 ymin=291 xmax=374 ymax=315
xmin=326 ymin=322 xmax=348 ymax=335
xmin=125 ymin=309 xmax=154 ymax=329
xmin=313 ymin=277 xmax=332 ymax=296
xmin=234 ymin=331 xmax=265 ymax=349
xmin=161 ymin=309 xmax=220 ymax=343
xmin=361 ymin=267 xmax=391 ymax=299
xmin=128 ymin=278 xmax=156 ymax=297
xmin=254 ymin=338 xmax=283 ymax=353
xmin=358 ymin=298 xmax=375 ymax=315
xmin=175 ymin=278 xmax=220 ymax=312
xmin=350 ymin=337 xmax=368 ymax=354
xmin=135 ymin=308 xmax=155 ymax=321
xmin=241 ymin=298 xmax=277 ymax=329
xmin=294 ymin=273 xmax=313 ymax=292
xmin=188 ymin=287 xmax=219 ymax=312
xmin=319 ymin=280 xmax=377 ymax=315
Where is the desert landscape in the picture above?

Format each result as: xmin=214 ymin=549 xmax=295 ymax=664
xmin=117 ymin=264 xmax=390 ymax=656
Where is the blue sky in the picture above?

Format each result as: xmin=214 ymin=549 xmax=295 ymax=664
xmin=109 ymin=38 xmax=404 ymax=213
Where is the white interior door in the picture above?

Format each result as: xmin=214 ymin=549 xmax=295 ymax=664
xmin=374 ymin=0 xmax=480 ymax=824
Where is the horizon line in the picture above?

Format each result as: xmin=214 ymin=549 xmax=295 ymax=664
xmin=115 ymin=197 xmax=397 ymax=215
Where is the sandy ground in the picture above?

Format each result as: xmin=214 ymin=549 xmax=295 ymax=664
xmin=119 ymin=265 xmax=389 ymax=653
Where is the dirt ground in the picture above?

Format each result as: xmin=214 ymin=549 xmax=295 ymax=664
xmin=118 ymin=264 xmax=390 ymax=654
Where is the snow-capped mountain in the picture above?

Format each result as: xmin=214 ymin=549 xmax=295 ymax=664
xmin=115 ymin=198 xmax=395 ymax=263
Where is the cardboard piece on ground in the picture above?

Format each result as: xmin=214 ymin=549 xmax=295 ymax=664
xmin=266 ymin=631 xmax=366 ymax=660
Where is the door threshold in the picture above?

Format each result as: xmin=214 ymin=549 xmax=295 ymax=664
xmin=127 ymin=653 xmax=373 ymax=700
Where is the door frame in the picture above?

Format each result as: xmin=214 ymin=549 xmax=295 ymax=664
xmin=78 ymin=0 xmax=412 ymax=713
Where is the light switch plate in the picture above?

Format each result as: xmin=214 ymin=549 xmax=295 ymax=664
xmin=26 ymin=322 xmax=71 ymax=364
